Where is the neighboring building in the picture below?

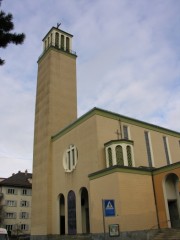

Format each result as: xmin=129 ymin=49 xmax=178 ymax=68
xmin=0 ymin=171 xmax=32 ymax=236
xmin=31 ymin=26 xmax=180 ymax=240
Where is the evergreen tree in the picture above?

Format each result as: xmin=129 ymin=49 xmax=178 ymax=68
xmin=0 ymin=0 xmax=25 ymax=65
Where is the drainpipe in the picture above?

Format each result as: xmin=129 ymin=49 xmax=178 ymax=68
xmin=151 ymin=172 xmax=160 ymax=229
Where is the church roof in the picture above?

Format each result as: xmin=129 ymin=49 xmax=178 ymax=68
xmin=0 ymin=171 xmax=32 ymax=188
xmin=52 ymin=107 xmax=180 ymax=141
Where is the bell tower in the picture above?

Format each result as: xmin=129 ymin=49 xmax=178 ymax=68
xmin=31 ymin=26 xmax=77 ymax=237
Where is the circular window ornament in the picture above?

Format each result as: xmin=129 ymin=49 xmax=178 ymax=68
xmin=63 ymin=144 xmax=78 ymax=172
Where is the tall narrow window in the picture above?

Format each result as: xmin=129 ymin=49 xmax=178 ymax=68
xmin=61 ymin=35 xmax=64 ymax=49
xmin=50 ymin=33 xmax=53 ymax=45
xmin=68 ymin=191 xmax=76 ymax=235
xmin=108 ymin=147 xmax=113 ymax=167
xmin=163 ymin=136 xmax=171 ymax=165
xmin=123 ymin=125 xmax=129 ymax=139
xmin=66 ymin=37 xmax=70 ymax=51
xmin=116 ymin=145 xmax=124 ymax=166
xmin=55 ymin=32 xmax=59 ymax=47
xmin=144 ymin=131 xmax=153 ymax=167
xmin=127 ymin=146 xmax=132 ymax=166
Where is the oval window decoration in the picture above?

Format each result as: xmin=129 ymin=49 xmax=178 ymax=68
xmin=63 ymin=144 xmax=78 ymax=172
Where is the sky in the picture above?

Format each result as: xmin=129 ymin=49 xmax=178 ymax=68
xmin=0 ymin=0 xmax=180 ymax=178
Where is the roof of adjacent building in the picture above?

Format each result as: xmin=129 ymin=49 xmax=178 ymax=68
xmin=0 ymin=171 xmax=32 ymax=188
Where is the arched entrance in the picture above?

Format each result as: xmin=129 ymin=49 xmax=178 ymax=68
xmin=80 ymin=187 xmax=90 ymax=233
xmin=59 ymin=194 xmax=65 ymax=235
xmin=164 ymin=173 xmax=180 ymax=228
xmin=68 ymin=190 xmax=76 ymax=234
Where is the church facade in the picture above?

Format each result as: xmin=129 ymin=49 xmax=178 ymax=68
xmin=31 ymin=27 xmax=180 ymax=240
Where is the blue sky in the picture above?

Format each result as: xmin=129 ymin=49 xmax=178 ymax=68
xmin=0 ymin=0 xmax=180 ymax=177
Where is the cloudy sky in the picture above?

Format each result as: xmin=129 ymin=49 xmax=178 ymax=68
xmin=0 ymin=0 xmax=180 ymax=177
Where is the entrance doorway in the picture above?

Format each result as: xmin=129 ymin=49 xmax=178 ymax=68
xmin=59 ymin=194 xmax=65 ymax=235
xmin=164 ymin=173 xmax=180 ymax=228
xmin=168 ymin=200 xmax=180 ymax=228
xmin=80 ymin=187 xmax=90 ymax=233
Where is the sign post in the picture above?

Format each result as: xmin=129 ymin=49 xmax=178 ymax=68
xmin=102 ymin=199 xmax=116 ymax=239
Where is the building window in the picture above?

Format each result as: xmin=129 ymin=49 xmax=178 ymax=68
xmin=48 ymin=36 xmax=50 ymax=46
xmin=108 ymin=147 xmax=113 ymax=167
xmin=163 ymin=136 xmax=171 ymax=165
xmin=7 ymin=188 xmax=17 ymax=195
xmin=55 ymin=32 xmax=59 ymax=47
xmin=20 ymin=200 xmax=29 ymax=207
xmin=5 ymin=212 xmax=16 ymax=219
xmin=6 ymin=200 xmax=17 ymax=207
xmin=61 ymin=35 xmax=64 ymax=49
xmin=66 ymin=37 xmax=70 ymax=51
xmin=127 ymin=146 xmax=132 ymax=166
xmin=144 ymin=131 xmax=153 ymax=167
xmin=20 ymin=212 xmax=29 ymax=219
xmin=21 ymin=189 xmax=31 ymax=196
xmin=6 ymin=225 xmax=13 ymax=231
xmin=63 ymin=145 xmax=78 ymax=172
xmin=123 ymin=125 xmax=129 ymax=139
xmin=68 ymin=190 xmax=76 ymax=234
xmin=21 ymin=224 xmax=29 ymax=231
xmin=116 ymin=145 xmax=124 ymax=166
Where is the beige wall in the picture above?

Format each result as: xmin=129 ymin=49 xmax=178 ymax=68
xmin=50 ymin=112 xmax=180 ymax=234
xmin=31 ymin=46 xmax=77 ymax=236
xmin=89 ymin=170 xmax=158 ymax=233
xmin=94 ymin=114 xmax=180 ymax=168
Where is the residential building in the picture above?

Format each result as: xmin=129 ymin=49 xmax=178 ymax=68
xmin=0 ymin=171 xmax=32 ymax=236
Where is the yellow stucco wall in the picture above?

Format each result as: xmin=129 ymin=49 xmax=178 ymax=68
xmin=89 ymin=170 xmax=158 ymax=233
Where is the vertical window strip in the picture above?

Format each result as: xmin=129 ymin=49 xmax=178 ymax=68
xmin=116 ymin=145 xmax=124 ymax=166
xmin=144 ymin=131 xmax=153 ymax=167
xmin=108 ymin=148 xmax=113 ymax=167
xmin=163 ymin=136 xmax=170 ymax=165
xmin=55 ymin=32 xmax=59 ymax=47
xmin=127 ymin=146 xmax=132 ymax=167
xmin=123 ymin=125 xmax=129 ymax=140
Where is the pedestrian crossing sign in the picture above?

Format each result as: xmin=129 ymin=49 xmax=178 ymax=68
xmin=104 ymin=199 xmax=115 ymax=217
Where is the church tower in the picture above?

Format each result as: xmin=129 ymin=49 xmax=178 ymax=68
xmin=31 ymin=26 xmax=77 ymax=237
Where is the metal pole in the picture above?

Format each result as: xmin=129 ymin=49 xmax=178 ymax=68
xmin=102 ymin=199 xmax=106 ymax=240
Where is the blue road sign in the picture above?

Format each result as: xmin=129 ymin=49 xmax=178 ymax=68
xmin=104 ymin=199 xmax=115 ymax=217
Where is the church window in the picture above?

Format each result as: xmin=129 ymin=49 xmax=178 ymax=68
xmin=108 ymin=147 xmax=113 ymax=167
xmin=61 ymin=35 xmax=64 ymax=49
xmin=45 ymin=40 xmax=47 ymax=50
xmin=144 ymin=131 xmax=153 ymax=167
xmin=163 ymin=136 xmax=171 ymax=165
xmin=50 ymin=33 xmax=53 ymax=45
xmin=123 ymin=125 xmax=129 ymax=139
xmin=68 ymin=190 xmax=76 ymax=234
xmin=127 ymin=146 xmax=132 ymax=167
xmin=66 ymin=37 xmax=70 ymax=51
xmin=48 ymin=36 xmax=50 ymax=46
xmin=63 ymin=145 xmax=78 ymax=172
xmin=55 ymin=32 xmax=59 ymax=47
xmin=116 ymin=145 xmax=124 ymax=166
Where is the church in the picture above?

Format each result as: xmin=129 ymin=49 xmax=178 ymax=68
xmin=31 ymin=26 xmax=180 ymax=240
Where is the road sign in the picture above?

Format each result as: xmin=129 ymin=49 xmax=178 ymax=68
xmin=104 ymin=199 xmax=115 ymax=217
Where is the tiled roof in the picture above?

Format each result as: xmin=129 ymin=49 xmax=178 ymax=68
xmin=0 ymin=171 xmax=32 ymax=188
